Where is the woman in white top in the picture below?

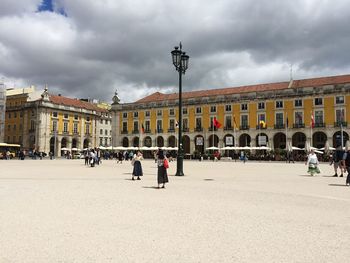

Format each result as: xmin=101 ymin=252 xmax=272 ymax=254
xmin=305 ymin=149 xmax=320 ymax=176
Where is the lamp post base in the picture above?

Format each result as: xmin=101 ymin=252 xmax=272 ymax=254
xmin=175 ymin=156 xmax=184 ymax=176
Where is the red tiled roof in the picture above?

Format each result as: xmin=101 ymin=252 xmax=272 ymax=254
xmin=135 ymin=74 xmax=350 ymax=103
xmin=49 ymin=95 xmax=108 ymax=112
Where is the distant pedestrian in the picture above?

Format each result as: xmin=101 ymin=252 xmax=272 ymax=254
xmin=131 ymin=151 xmax=143 ymax=180
xmin=157 ymin=150 xmax=169 ymax=189
xmin=117 ymin=151 xmax=123 ymax=164
xmin=331 ymin=146 xmax=344 ymax=177
xmin=341 ymin=148 xmax=350 ymax=186
xmin=306 ymin=149 xmax=320 ymax=176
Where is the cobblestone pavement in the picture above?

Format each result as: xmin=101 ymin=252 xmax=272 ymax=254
xmin=1 ymin=159 xmax=349 ymax=262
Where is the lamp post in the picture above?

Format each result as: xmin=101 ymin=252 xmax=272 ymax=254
xmin=171 ymin=43 xmax=189 ymax=176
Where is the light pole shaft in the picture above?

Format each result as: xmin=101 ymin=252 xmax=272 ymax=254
xmin=176 ymin=64 xmax=184 ymax=176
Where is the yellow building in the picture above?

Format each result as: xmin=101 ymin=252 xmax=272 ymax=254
xmin=111 ymin=74 xmax=350 ymax=154
xmin=5 ymin=87 xmax=108 ymax=156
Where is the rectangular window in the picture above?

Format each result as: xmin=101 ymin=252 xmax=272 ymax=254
xmin=85 ymin=124 xmax=90 ymax=134
xmin=20 ymin=111 xmax=23 ymax=117
xmin=74 ymin=115 xmax=79 ymax=120
xmin=63 ymin=122 xmax=68 ymax=133
xmin=294 ymin=111 xmax=303 ymax=125
xmin=183 ymin=119 xmax=188 ymax=129
xmin=86 ymin=116 xmax=90 ymax=122
xmin=336 ymin=108 xmax=345 ymax=123
xmin=196 ymin=107 xmax=202 ymax=114
xmin=133 ymin=112 xmax=139 ymax=118
xmin=225 ymin=105 xmax=232 ymax=112
xmin=52 ymin=121 xmax=57 ymax=131
xmin=157 ymin=110 xmax=162 ymax=116
xmin=123 ymin=112 xmax=128 ymax=118
xmin=7 ymin=124 xmax=10 ymax=131
xmin=100 ymin=119 xmax=103 ymax=124
xmin=105 ymin=130 xmax=108 ymax=135
xmin=13 ymin=124 xmax=16 ymax=131
xmin=73 ymin=123 xmax=78 ymax=134
xmin=105 ymin=138 xmax=108 ymax=146
xmin=105 ymin=120 xmax=108 ymax=125
xmin=19 ymin=124 xmax=23 ymax=130
xmin=133 ymin=121 xmax=139 ymax=132
xmin=258 ymin=113 xmax=266 ymax=123
xmin=276 ymin=112 xmax=284 ymax=125
xmin=276 ymin=101 xmax=283 ymax=108
xmin=336 ymin=96 xmax=344 ymax=104
xmin=14 ymin=112 xmax=17 ymax=118
xmin=122 ymin=122 xmax=127 ymax=132
xmin=241 ymin=115 xmax=248 ymax=126
xmin=145 ymin=120 xmax=150 ymax=132
xmin=196 ymin=118 xmax=202 ymax=129
xmin=225 ymin=116 xmax=232 ymax=128
xmin=52 ymin=112 xmax=58 ymax=118
xmin=295 ymin=99 xmax=302 ymax=107
xmin=241 ymin=103 xmax=248 ymax=111
xmin=258 ymin=102 xmax=265 ymax=110
xmin=8 ymin=113 xmax=11 ymax=118
xmin=30 ymin=120 xmax=35 ymax=130
xmin=145 ymin=111 xmax=150 ymax=117
xmin=100 ymin=129 xmax=103 ymax=135
xmin=182 ymin=108 xmax=188 ymax=115
xmin=64 ymin=113 xmax=69 ymax=119
xmin=315 ymin=110 xmax=323 ymax=124
xmin=314 ymin=97 xmax=323 ymax=106
xmin=157 ymin=120 xmax=162 ymax=132
xmin=210 ymin=106 xmax=216 ymax=113
xmin=169 ymin=108 xmax=175 ymax=116
xmin=100 ymin=138 xmax=103 ymax=145
xmin=169 ymin=119 xmax=175 ymax=129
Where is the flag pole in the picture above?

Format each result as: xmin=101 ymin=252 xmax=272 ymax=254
xmin=285 ymin=114 xmax=288 ymax=150
xmin=310 ymin=111 xmax=313 ymax=148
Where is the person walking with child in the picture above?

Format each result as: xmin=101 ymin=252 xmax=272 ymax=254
xmin=157 ymin=150 xmax=169 ymax=189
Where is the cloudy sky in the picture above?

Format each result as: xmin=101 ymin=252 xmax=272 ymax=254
xmin=1 ymin=0 xmax=350 ymax=103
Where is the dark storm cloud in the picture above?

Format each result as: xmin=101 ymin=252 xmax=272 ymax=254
xmin=0 ymin=0 xmax=350 ymax=103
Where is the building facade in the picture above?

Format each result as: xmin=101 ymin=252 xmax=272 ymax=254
xmin=0 ymin=81 xmax=5 ymax=142
xmin=5 ymin=87 xmax=109 ymax=156
xmin=111 ymin=74 xmax=350 ymax=154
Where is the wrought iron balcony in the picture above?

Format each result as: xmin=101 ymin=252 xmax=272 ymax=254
xmin=145 ymin=129 xmax=151 ymax=134
xmin=132 ymin=129 xmax=139 ymax=134
xmin=224 ymin=126 xmax=233 ymax=131
xmin=195 ymin=127 xmax=203 ymax=132
xmin=208 ymin=127 xmax=218 ymax=131
xmin=314 ymin=122 xmax=325 ymax=128
xmin=155 ymin=129 xmax=163 ymax=133
xmin=121 ymin=130 xmax=128 ymax=134
xmin=255 ymin=125 xmax=267 ymax=129
xmin=274 ymin=124 xmax=285 ymax=129
xmin=182 ymin=128 xmax=189 ymax=132
xmin=334 ymin=121 xmax=347 ymax=127
xmin=239 ymin=125 xmax=249 ymax=130
xmin=168 ymin=128 xmax=175 ymax=133
xmin=293 ymin=123 xmax=305 ymax=128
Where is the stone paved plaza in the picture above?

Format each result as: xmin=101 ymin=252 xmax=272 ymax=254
xmin=1 ymin=159 xmax=349 ymax=262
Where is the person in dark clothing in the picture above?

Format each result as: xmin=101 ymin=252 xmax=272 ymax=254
xmin=157 ymin=150 xmax=169 ymax=189
xmin=132 ymin=151 xmax=143 ymax=180
xmin=341 ymin=149 xmax=350 ymax=186
xmin=332 ymin=146 xmax=344 ymax=177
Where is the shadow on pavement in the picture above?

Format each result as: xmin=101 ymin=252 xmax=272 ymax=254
xmin=328 ymin=184 xmax=348 ymax=187
xmin=142 ymin=186 xmax=160 ymax=190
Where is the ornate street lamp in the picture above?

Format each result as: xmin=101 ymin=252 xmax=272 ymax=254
xmin=171 ymin=43 xmax=189 ymax=176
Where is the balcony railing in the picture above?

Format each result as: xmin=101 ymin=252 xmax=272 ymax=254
xmin=121 ymin=130 xmax=128 ymax=134
xmin=334 ymin=121 xmax=347 ymax=127
xmin=182 ymin=128 xmax=189 ymax=132
xmin=145 ymin=129 xmax=151 ymax=134
xmin=255 ymin=125 xmax=267 ymax=130
xmin=239 ymin=125 xmax=249 ymax=130
xmin=132 ymin=129 xmax=139 ymax=134
xmin=314 ymin=122 xmax=325 ymax=128
xmin=224 ymin=126 xmax=233 ymax=131
xmin=168 ymin=128 xmax=175 ymax=133
xmin=195 ymin=127 xmax=203 ymax=132
xmin=293 ymin=123 xmax=305 ymax=128
xmin=274 ymin=124 xmax=285 ymax=129
xmin=208 ymin=127 xmax=218 ymax=131
xmin=155 ymin=129 xmax=163 ymax=133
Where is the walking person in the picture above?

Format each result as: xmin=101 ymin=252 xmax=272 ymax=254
xmin=131 ymin=151 xmax=143 ymax=180
xmin=341 ymin=148 xmax=350 ymax=186
xmin=157 ymin=150 xmax=169 ymax=189
xmin=305 ymin=149 xmax=320 ymax=176
xmin=331 ymin=146 xmax=344 ymax=177
xmin=117 ymin=151 xmax=123 ymax=164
